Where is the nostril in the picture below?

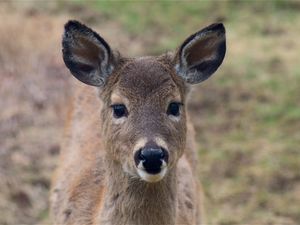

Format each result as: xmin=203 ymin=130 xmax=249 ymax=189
xmin=160 ymin=150 xmax=165 ymax=159
xmin=161 ymin=148 xmax=169 ymax=163
xmin=138 ymin=149 xmax=145 ymax=161
xmin=134 ymin=149 xmax=144 ymax=166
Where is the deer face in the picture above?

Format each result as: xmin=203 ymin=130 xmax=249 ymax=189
xmin=62 ymin=21 xmax=226 ymax=182
xmin=100 ymin=58 xmax=187 ymax=182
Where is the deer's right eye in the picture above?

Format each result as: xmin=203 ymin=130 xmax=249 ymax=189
xmin=111 ymin=104 xmax=128 ymax=118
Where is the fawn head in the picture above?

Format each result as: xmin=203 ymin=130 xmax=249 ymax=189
xmin=62 ymin=21 xmax=226 ymax=183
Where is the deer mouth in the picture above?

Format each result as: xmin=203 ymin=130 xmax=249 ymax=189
xmin=135 ymin=158 xmax=168 ymax=183
xmin=136 ymin=165 xmax=168 ymax=183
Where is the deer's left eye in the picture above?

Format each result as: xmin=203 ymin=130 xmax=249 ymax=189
xmin=167 ymin=102 xmax=182 ymax=117
xmin=111 ymin=104 xmax=128 ymax=118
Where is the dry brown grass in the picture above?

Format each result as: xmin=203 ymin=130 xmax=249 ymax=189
xmin=0 ymin=3 xmax=70 ymax=224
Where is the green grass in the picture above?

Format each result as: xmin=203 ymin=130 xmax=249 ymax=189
xmin=75 ymin=1 xmax=300 ymax=52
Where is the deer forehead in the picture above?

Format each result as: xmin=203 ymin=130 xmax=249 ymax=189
xmin=111 ymin=58 xmax=183 ymax=103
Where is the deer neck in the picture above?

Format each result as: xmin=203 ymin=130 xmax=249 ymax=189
xmin=99 ymin=159 xmax=177 ymax=225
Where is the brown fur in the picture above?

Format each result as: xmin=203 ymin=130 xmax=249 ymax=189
xmin=51 ymin=21 xmax=226 ymax=225
xmin=51 ymin=57 xmax=204 ymax=225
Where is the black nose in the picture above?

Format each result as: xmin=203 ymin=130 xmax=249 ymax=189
xmin=134 ymin=147 xmax=168 ymax=174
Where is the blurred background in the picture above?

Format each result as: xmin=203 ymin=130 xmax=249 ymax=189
xmin=0 ymin=1 xmax=299 ymax=224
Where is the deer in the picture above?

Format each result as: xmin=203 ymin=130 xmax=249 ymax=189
xmin=50 ymin=20 xmax=226 ymax=225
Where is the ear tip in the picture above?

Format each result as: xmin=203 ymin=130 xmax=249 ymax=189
xmin=64 ymin=20 xmax=82 ymax=30
xmin=62 ymin=20 xmax=111 ymax=54
xmin=62 ymin=20 xmax=89 ymax=44
xmin=64 ymin=20 xmax=86 ymax=32
xmin=206 ymin=23 xmax=226 ymax=34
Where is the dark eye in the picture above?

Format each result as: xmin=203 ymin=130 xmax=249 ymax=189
xmin=111 ymin=104 xmax=128 ymax=118
xmin=167 ymin=102 xmax=181 ymax=117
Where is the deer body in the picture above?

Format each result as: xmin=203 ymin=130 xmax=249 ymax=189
xmin=50 ymin=21 xmax=226 ymax=225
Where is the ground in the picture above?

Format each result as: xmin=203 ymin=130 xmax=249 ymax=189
xmin=0 ymin=1 xmax=300 ymax=225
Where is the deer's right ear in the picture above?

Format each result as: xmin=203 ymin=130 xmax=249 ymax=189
xmin=62 ymin=20 xmax=115 ymax=87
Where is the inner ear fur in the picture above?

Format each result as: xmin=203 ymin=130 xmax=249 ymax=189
xmin=175 ymin=23 xmax=226 ymax=84
xmin=62 ymin=20 xmax=116 ymax=87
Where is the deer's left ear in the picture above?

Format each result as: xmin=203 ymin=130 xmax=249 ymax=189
xmin=174 ymin=23 xmax=226 ymax=84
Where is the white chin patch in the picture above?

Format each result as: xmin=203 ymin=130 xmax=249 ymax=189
xmin=137 ymin=167 xmax=167 ymax=183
